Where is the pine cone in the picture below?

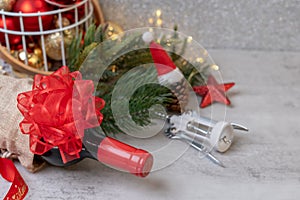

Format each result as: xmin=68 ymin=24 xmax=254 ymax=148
xmin=166 ymin=77 xmax=189 ymax=113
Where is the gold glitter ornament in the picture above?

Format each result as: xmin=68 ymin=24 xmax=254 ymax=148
xmin=17 ymin=50 xmax=43 ymax=69
xmin=44 ymin=31 xmax=74 ymax=61
xmin=33 ymin=47 xmax=43 ymax=59
xmin=54 ymin=17 xmax=75 ymax=37
xmin=28 ymin=53 xmax=43 ymax=69
xmin=43 ymin=17 xmax=74 ymax=60
xmin=55 ymin=17 xmax=70 ymax=28
xmin=0 ymin=0 xmax=16 ymax=11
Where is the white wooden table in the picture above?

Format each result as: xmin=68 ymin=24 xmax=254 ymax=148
xmin=1 ymin=50 xmax=300 ymax=200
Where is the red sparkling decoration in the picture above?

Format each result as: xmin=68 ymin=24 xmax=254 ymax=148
xmin=193 ymin=75 xmax=235 ymax=108
xmin=0 ymin=17 xmax=21 ymax=45
xmin=13 ymin=0 xmax=54 ymax=31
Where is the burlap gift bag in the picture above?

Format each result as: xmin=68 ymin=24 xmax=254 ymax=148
xmin=0 ymin=75 xmax=44 ymax=172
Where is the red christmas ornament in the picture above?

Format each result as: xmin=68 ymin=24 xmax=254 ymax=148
xmin=193 ymin=75 xmax=235 ymax=108
xmin=0 ymin=17 xmax=21 ymax=45
xmin=62 ymin=0 xmax=85 ymax=23
xmin=13 ymin=0 xmax=54 ymax=31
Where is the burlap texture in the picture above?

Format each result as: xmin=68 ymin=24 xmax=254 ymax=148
xmin=0 ymin=75 xmax=44 ymax=172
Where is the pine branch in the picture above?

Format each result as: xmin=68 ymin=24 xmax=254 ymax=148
xmin=99 ymin=66 xmax=174 ymax=135
xmin=75 ymin=42 xmax=98 ymax=71
xmin=83 ymin=24 xmax=96 ymax=48
xmin=67 ymin=31 xmax=83 ymax=72
xmin=67 ymin=23 xmax=108 ymax=71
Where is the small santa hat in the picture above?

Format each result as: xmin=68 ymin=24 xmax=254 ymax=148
xmin=144 ymin=32 xmax=189 ymax=112
xmin=143 ymin=32 xmax=177 ymax=77
xmin=149 ymin=41 xmax=177 ymax=76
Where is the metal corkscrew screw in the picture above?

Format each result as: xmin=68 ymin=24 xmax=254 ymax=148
xmin=163 ymin=126 xmax=225 ymax=168
xmin=154 ymin=111 xmax=224 ymax=167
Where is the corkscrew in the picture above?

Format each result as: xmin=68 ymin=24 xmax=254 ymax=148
xmin=155 ymin=111 xmax=248 ymax=167
xmin=168 ymin=111 xmax=248 ymax=153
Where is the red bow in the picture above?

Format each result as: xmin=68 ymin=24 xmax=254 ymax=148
xmin=17 ymin=66 xmax=105 ymax=163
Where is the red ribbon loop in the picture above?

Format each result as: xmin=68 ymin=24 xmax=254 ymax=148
xmin=17 ymin=66 xmax=105 ymax=163
xmin=0 ymin=158 xmax=28 ymax=200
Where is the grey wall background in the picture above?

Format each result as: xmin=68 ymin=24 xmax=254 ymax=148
xmin=98 ymin=0 xmax=300 ymax=52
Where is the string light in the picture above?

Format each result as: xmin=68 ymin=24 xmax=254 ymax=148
xmin=156 ymin=9 xmax=162 ymax=17
xmin=166 ymin=42 xmax=171 ymax=47
xmin=211 ymin=64 xmax=219 ymax=71
xmin=148 ymin=9 xmax=163 ymax=27
xmin=108 ymin=26 xmax=114 ymax=31
xmin=146 ymin=9 xmax=212 ymax=70
xmin=111 ymin=65 xmax=117 ymax=73
xmin=196 ymin=57 xmax=204 ymax=63
xmin=156 ymin=18 xmax=163 ymax=26
xmin=148 ymin=18 xmax=154 ymax=24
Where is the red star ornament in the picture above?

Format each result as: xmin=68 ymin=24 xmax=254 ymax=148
xmin=193 ymin=75 xmax=235 ymax=108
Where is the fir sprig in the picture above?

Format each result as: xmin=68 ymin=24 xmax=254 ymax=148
xmin=98 ymin=66 xmax=174 ymax=135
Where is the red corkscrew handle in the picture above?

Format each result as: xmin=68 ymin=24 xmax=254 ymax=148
xmin=97 ymin=137 xmax=153 ymax=177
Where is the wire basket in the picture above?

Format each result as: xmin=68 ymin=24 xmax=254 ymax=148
xmin=0 ymin=0 xmax=104 ymax=76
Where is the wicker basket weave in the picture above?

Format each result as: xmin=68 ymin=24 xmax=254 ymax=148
xmin=0 ymin=0 xmax=104 ymax=76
